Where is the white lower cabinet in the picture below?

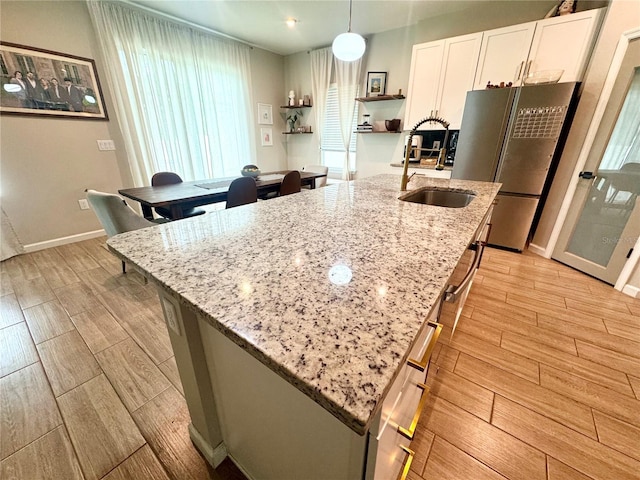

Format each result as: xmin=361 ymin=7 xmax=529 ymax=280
xmin=163 ymin=291 xmax=442 ymax=480
xmin=366 ymin=318 xmax=442 ymax=480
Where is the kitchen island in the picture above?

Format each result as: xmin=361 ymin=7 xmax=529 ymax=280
xmin=107 ymin=174 xmax=500 ymax=479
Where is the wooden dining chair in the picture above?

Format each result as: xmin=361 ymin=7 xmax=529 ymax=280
xmin=279 ymin=170 xmax=301 ymax=196
xmin=226 ymin=176 xmax=258 ymax=209
xmin=302 ymin=165 xmax=328 ymax=188
xmin=151 ymin=171 xmax=206 ymax=220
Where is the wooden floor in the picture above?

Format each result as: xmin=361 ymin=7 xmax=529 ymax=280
xmin=0 ymin=238 xmax=639 ymax=479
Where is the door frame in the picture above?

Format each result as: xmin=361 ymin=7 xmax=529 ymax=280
xmin=544 ymin=26 xmax=640 ymax=293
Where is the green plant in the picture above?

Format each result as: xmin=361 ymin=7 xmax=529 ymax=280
xmin=287 ymin=109 xmax=302 ymax=132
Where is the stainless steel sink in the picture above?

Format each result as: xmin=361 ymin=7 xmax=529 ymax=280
xmin=399 ymin=188 xmax=476 ymax=208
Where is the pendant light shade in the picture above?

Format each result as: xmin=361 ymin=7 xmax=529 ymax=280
xmin=332 ymin=32 xmax=366 ymax=62
xmin=332 ymin=0 xmax=365 ymax=62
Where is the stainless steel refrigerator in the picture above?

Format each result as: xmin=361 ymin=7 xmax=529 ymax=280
xmin=452 ymin=82 xmax=579 ymax=251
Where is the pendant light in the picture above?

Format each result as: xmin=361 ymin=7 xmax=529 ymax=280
xmin=332 ymin=0 xmax=365 ymax=62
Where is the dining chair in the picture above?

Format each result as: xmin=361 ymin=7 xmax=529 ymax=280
xmin=86 ymin=189 xmax=168 ymax=273
xmin=279 ymin=170 xmax=302 ymax=196
xmin=151 ymin=171 xmax=206 ymax=220
xmin=226 ymin=176 xmax=258 ymax=209
xmin=302 ymin=164 xmax=329 ymax=188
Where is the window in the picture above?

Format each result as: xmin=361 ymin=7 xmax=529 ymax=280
xmin=321 ymin=84 xmax=358 ymax=173
xmin=0 ymin=54 xmax=8 ymax=76
xmin=15 ymin=55 xmax=35 ymax=75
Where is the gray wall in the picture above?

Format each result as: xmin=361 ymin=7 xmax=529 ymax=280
xmin=1 ymin=0 xmax=285 ymax=249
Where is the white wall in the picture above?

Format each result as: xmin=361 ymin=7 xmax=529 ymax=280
xmin=1 ymin=1 xmax=126 ymax=248
xmin=250 ymin=48 xmax=287 ymax=172
xmin=1 ymin=0 xmax=286 ymax=250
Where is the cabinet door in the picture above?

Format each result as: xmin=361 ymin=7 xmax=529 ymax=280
xmin=473 ymin=22 xmax=536 ymax=90
xmin=404 ymin=40 xmax=445 ymax=129
xmin=526 ymin=8 xmax=604 ymax=82
xmin=435 ymin=32 xmax=483 ymax=129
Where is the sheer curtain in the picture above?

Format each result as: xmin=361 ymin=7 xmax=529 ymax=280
xmin=1 ymin=207 xmax=23 ymax=261
xmin=334 ymin=58 xmax=361 ymax=180
xmin=600 ymin=68 xmax=640 ymax=170
xmin=87 ymin=1 xmax=254 ymax=186
xmin=310 ymin=48 xmax=333 ymax=165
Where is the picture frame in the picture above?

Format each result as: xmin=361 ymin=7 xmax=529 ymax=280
xmin=0 ymin=41 xmax=108 ymax=119
xmin=366 ymin=71 xmax=387 ymax=97
xmin=261 ymin=127 xmax=273 ymax=146
xmin=257 ymin=103 xmax=273 ymax=125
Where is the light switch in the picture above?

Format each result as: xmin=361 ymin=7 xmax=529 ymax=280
xmin=97 ymin=140 xmax=116 ymax=151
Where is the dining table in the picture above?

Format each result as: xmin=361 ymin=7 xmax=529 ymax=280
xmin=118 ymin=170 xmax=327 ymax=220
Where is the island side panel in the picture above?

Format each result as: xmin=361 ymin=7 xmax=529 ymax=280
xmin=158 ymin=291 xmax=226 ymax=466
xmin=197 ymin=315 xmax=370 ymax=480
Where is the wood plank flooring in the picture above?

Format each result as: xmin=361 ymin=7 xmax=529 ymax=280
xmin=0 ymin=238 xmax=639 ymax=479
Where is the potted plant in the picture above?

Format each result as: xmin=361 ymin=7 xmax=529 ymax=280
xmin=287 ymin=110 xmax=302 ymax=133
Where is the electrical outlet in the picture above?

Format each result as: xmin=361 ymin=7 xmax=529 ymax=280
xmin=162 ymin=297 xmax=182 ymax=336
xmin=97 ymin=140 xmax=116 ymax=151
xmin=78 ymin=199 xmax=90 ymax=210
xmin=432 ymin=140 xmax=441 ymax=149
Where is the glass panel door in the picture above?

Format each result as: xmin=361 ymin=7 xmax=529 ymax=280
xmin=553 ymin=40 xmax=640 ymax=285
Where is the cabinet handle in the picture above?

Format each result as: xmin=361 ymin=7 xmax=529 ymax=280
xmin=515 ymin=61 xmax=524 ymax=80
xmin=407 ymin=321 xmax=442 ymax=372
xmin=398 ymin=383 xmax=429 ymax=440
xmin=399 ymin=445 xmax=415 ymax=480
xmin=524 ymin=60 xmax=533 ymax=79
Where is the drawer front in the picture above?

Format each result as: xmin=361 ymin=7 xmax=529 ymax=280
xmin=374 ymin=321 xmax=439 ymax=438
xmin=368 ymin=322 xmax=441 ymax=479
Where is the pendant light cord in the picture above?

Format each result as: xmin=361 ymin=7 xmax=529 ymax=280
xmin=348 ymin=0 xmax=353 ymax=32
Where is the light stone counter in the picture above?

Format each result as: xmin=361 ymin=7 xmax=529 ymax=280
xmin=107 ymin=174 xmax=500 ymax=435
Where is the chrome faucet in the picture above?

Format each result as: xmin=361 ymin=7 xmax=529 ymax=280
xmin=400 ymin=116 xmax=451 ymax=191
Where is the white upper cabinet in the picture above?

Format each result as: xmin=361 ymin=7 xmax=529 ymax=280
xmin=404 ymin=32 xmax=482 ymax=130
xmin=404 ymin=40 xmax=445 ymax=130
xmin=473 ymin=22 xmax=536 ymax=89
xmin=473 ymin=8 xmax=605 ymax=90
xmin=435 ymin=33 xmax=483 ymax=129
xmin=526 ymin=8 xmax=605 ymax=82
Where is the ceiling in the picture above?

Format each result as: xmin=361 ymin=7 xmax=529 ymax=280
xmin=128 ymin=0 xmax=544 ymax=56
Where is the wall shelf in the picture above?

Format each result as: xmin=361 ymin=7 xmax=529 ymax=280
xmin=354 ymin=131 xmax=401 ymax=134
xmin=280 ymin=105 xmax=312 ymax=109
xmin=355 ymin=95 xmax=405 ymax=102
xmin=283 ymin=131 xmax=313 ymax=134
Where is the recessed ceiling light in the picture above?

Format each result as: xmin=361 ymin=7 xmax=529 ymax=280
xmin=286 ymin=18 xmax=297 ymax=28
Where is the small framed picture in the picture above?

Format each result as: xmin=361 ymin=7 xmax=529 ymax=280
xmin=257 ymin=103 xmax=273 ymax=125
xmin=366 ymin=72 xmax=387 ymax=97
xmin=261 ymin=127 xmax=273 ymax=146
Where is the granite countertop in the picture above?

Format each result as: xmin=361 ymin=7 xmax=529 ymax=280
xmin=107 ymin=174 xmax=500 ymax=434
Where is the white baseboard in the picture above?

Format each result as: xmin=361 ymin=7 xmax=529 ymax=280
xmin=527 ymin=243 xmax=548 ymax=258
xmin=188 ymin=424 xmax=227 ymax=468
xmin=23 ymin=229 xmax=106 ymax=253
xmin=621 ymin=284 xmax=640 ymax=299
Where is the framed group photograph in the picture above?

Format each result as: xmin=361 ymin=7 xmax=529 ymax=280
xmin=257 ymin=103 xmax=273 ymax=125
xmin=0 ymin=42 xmax=108 ymax=119
xmin=366 ymin=71 xmax=387 ymax=97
